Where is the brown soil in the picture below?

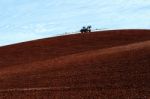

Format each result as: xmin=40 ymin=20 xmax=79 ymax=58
xmin=0 ymin=29 xmax=150 ymax=98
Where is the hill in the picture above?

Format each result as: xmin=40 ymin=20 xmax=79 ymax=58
xmin=0 ymin=29 xmax=150 ymax=98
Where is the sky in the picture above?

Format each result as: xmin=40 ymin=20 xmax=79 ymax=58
xmin=0 ymin=0 xmax=150 ymax=46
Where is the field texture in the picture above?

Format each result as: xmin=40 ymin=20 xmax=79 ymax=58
xmin=0 ymin=29 xmax=150 ymax=98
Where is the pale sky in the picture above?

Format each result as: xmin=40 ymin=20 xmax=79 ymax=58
xmin=0 ymin=0 xmax=150 ymax=46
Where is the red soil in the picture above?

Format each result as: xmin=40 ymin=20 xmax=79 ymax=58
xmin=0 ymin=29 xmax=150 ymax=98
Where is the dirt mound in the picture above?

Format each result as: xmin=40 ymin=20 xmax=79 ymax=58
xmin=0 ymin=29 xmax=150 ymax=68
xmin=0 ymin=29 xmax=150 ymax=98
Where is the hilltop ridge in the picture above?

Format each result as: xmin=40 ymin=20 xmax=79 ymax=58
xmin=0 ymin=29 xmax=150 ymax=98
